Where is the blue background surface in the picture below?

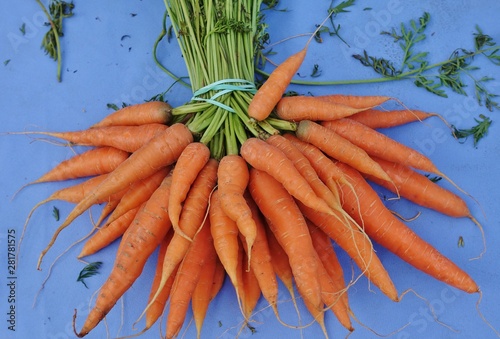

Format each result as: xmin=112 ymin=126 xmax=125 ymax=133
xmin=1 ymin=1 xmax=499 ymax=338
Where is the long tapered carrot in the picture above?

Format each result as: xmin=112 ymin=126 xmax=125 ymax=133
xmin=296 ymin=120 xmax=392 ymax=183
xmin=168 ymin=142 xmax=211 ymax=241
xmin=299 ymin=202 xmax=399 ymax=302
xmin=78 ymin=204 xmax=142 ymax=258
xmin=240 ymin=137 xmax=333 ymax=215
xmin=366 ymin=157 xmax=473 ymax=218
xmin=38 ymin=123 xmax=193 ymax=270
xmin=75 ymin=175 xmax=173 ymax=337
xmin=217 ymin=155 xmax=256 ymax=268
xmin=192 ymin=238 xmax=218 ymax=339
xmin=348 ymin=108 xmax=438 ymax=129
xmin=266 ymin=134 xmax=339 ymax=212
xmin=143 ymin=231 xmax=178 ymax=331
xmin=307 ymin=220 xmax=349 ymax=308
xmin=139 ymin=159 xmax=219 ymax=323
xmin=166 ymin=218 xmax=213 ymax=339
xmin=264 ymin=220 xmax=302 ymax=324
xmin=275 ymin=95 xmax=369 ymax=122
xmin=336 ymin=162 xmax=479 ymax=294
xmin=322 ymin=118 xmax=442 ymax=174
xmin=238 ymin=243 xmax=262 ymax=325
xmin=14 ymin=147 xmax=129 ymax=197
xmin=317 ymin=94 xmax=391 ymax=109
xmin=242 ymin=194 xmax=280 ymax=319
xmin=307 ymin=220 xmax=352 ymax=331
xmin=247 ymin=14 xmax=333 ymax=121
xmin=16 ymin=123 xmax=169 ymax=153
xmin=209 ymin=189 xmax=244 ymax=314
xmin=104 ymin=167 xmax=170 ymax=227
xmin=248 ymin=168 xmax=323 ymax=311
xmin=91 ymin=101 xmax=172 ymax=128
xmin=248 ymin=48 xmax=308 ymax=121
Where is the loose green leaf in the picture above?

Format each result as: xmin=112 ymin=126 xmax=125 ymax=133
xmin=77 ymin=261 xmax=103 ymax=288
xmin=458 ymin=236 xmax=465 ymax=248
xmin=52 ymin=206 xmax=60 ymax=221
xmin=20 ymin=23 xmax=26 ymax=35
xmin=452 ymin=114 xmax=492 ymax=147
xmin=311 ymin=64 xmax=322 ymax=78
xmin=36 ymin=0 xmax=75 ymax=82
xmin=4 ymin=59 xmax=10 ymax=66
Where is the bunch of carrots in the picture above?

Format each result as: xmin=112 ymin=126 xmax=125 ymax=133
xmin=12 ymin=0 xmax=491 ymax=338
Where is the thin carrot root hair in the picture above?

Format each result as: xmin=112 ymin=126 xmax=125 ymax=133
xmin=397 ymin=288 xmax=459 ymax=333
xmin=468 ymin=215 xmax=487 ymax=260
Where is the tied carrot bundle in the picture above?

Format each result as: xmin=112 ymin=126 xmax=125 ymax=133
xmin=91 ymin=101 xmax=172 ymax=128
xmin=336 ymin=162 xmax=479 ymax=294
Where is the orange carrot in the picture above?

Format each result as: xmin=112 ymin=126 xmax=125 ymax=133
xmin=38 ymin=123 xmax=193 ymax=269
xmin=141 ymin=159 xmax=218 ymax=321
xmin=366 ymin=157 xmax=474 ymax=218
xmin=264 ymin=220 xmax=302 ymax=321
xmin=348 ymin=108 xmax=438 ymax=129
xmin=315 ymin=253 xmax=353 ymax=331
xmin=166 ymin=218 xmax=213 ymax=339
xmin=75 ymin=175 xmax=173 ymax=337
xmin=266 ymin=134 xmax=341 ymax=215
xmin=238 ymin=242 xmax=262 ymax=324
xmin=18 ymin=146 xmax=129 ymax=191
xmin=299 ymin=202 xmax=399 ymax=302
xmin=317 ymin=94 xmax=391 ymax=109
xmin=209 ymin=189 xmax=243 ymax=312
xmin=275 ymin=95 xmax=368 ymax=122
xmin=217 ymin=155 xmax=256 ymax=268
xmin=322 ymin=118 xmax=442 ymax=174
xmin=242 ymin=195 xmax=280 ymax=318
xmin=21 ymin=124 xmax=168 ymax=153
xmin=240 ymin=137 xmax=333 ymax=215
xmin=248 ymin=48 xmax=308 ymax=121
xmin=307 ymin=221 xmax=352 ymax=331
xmin=296 ymin=120 xmax=392 ymax=183
xmin=247 ymin=16 xmax=332 ymax=122
xmin=283 ymin=133 xmax=346 ymax=196
xmin=168 ymin=142 xmax=211 ymax=241
xmin=336 ymin=162 xmax=479 ymax=294
xmin=78 ymin=204 xmax=142 ymax=258
xmin=91 ymin=101 xmax=172 ymax=128
xmin=307 ymin=220 xmax=348 ymax=307
xmin=143 ymin=230 xmax=178 ymax=331
xmin=248 ymin=168 xmax=322 ymax=311
xmin=192 ymin=237 xmax=218 ymax=339
xmin=104 ymin=167 xmax=170 ymax=227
